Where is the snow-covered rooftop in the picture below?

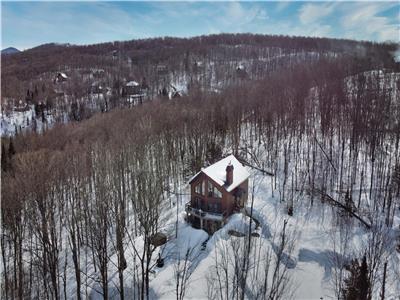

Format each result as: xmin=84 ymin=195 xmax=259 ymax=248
xmin=126 ymin=81 xmax=139 ymax=86
xmin=189 ymin=154 xmax=250 ymax=192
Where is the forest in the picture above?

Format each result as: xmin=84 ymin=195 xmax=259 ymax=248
xmin=1 ymin=33 xmax=400 ymax=299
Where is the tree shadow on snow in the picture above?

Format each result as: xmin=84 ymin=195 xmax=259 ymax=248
xmin=271 ymin=243 xmax=297 ymax=269
xmin=88 ymin=284 xmax=155 ymax=300
xmin=298 ymin=248 xmax=348 ymax=280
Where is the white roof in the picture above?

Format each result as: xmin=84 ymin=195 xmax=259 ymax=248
xmin=59 ymin=72 xmax=68 ymax=78
xmin=126 ymin=81 xmax=139 ymax=86
xmin=189 ymin=154 xmax=250 ymax=192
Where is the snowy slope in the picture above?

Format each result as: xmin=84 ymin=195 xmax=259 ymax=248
xmin=67 ymin=165 xmax=399 ymax=299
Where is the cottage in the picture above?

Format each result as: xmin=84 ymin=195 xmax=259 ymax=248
xmin=112 ymin=50 xmax=118 ymax=60
xmin=124 ymin=81 xmax=148 ymax=104
xmin=54 ymin=72 xmax=68 ymax=83
xmin=156 ymin=65 xmax=168 ymax=76
xmin=236 ymin=64 xmax=247 ymax=79
xmin=13 ymin=100 xmax=30 ymax=112
xmin=193 ymin=61 xmax=204 ymax=72
xmin=125 ymin=81 xmax=141 ymax=95
xmin=186 ymin=155 xmax=250 ymax=234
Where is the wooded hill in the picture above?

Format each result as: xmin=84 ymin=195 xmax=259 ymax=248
xmin=1 ymin=34 xmax=400 ymax=299
xmin=2 ymin=33 xmax=398 ymax=101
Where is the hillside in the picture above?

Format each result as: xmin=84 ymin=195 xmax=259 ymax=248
xmin=1 ymin=34 xmax=400 ymax=300
xmin=1 ymin=34 xmax=398 ymax=136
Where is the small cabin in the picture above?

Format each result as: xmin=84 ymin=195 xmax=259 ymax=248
xmin=236 ymin=65 xmax=247 ymax=79
xmin=14 ymin=100 xmax=30 ymax=112
xmin=186 ymin=155 xmax=250 ymax=234
xmin=54 ymin=72 xmax=68 ymax=83
xmin=124 ymin=81 xmax=148 ymax=104
xmin=156 ymin=65 xmax=168 ymax=76
xmin=193 ymin=61 xmax=204 ymax=72
xmin=112 ymin=50 xmax=118 ymax=60
xmin=125 ymin=81 xmax=142 ymax=95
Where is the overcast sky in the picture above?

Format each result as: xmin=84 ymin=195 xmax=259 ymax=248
xmin=1 ymin=1 xmax=399 ymax=50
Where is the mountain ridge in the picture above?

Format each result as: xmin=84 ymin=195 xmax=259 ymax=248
xmin=1 ymin=47 xmax=20 ymax=55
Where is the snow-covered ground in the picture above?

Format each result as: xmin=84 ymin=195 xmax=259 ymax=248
xmin=3 ymin=68 xmax=399 ymax=299
xmin=0 ymin=107 xmax=35 ymax=136
xmin=0 ymin=105 xmax=57 ymax=136
xmin=69 ymin=165 xmax=399 ymax=299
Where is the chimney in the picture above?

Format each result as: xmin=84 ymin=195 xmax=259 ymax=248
xmin=226 ymin=162 xmax=234 ymax=185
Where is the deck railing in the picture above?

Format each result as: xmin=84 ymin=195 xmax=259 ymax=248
xmin=185 ymin=202 xmax=227 ymax=219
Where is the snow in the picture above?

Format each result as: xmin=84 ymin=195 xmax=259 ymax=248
xmin=126 ymin=81 xmax=139 ymax=86
xmin=0 ymin=104 xmax=59 ymax=136
xmin=189 ymin=154 xmax=250 ymax=192
xmin=1 ymin=106 xmax=34 ymax=136
xmin=50 ymin=148 xmax=400 ymax=299
xmin=4 ymin=68 xmax=398 ymax=298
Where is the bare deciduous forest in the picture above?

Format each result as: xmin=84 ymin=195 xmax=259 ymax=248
xmin=1 ymin=33 xmax=400 ymax=299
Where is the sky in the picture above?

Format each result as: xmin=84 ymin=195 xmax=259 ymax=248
xmin=1 ymin=1 xmax=399 ymax=50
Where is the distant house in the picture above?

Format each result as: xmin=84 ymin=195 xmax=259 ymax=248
xmin=194 ymin=61 xmax=203 ymax=68
xmin=158 ymin=86 xmax=181 ymax=99
xmin=123 ymin=80 xmax=148 ymax=104
xmin=193 ymin=61 xmax=204 ymax=72
xmin=13 ymin=100 xmax=30 ymax=112
xmin=54 ymin=72 xmax=68 ymax=83
xmin=186 ymin=155 xmax=250 ymax=234
xmin=112 ymin=50 xmax=118 ymax=60
xmin=125 ymin=81 xmax=142 ymax=95
xmin=236 ymin=64 xmax=247 ymax=79
xmin=169 ymin=84 xmax=183 ymax=99
xmin=156 ymin=65 xmax=168 ymax=76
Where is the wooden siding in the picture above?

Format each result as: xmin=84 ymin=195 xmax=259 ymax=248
xmin=190 ymin=173 xmax=248 ymax=215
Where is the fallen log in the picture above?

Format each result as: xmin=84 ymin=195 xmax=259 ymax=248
xmin=311 ymin=188 xmax=371 ymax=229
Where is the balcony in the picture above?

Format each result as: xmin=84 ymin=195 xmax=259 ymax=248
xmin=185 ymin=202 xmax=227 ymax=221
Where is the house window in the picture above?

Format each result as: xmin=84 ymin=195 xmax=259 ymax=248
xmin=208 ymin=182 xmax=213 ymax=197
xmin=195 ymin=181 xmax=203 ymax=195
xmin=214 ymin=188 xmax=222 ymax=198
xmin=208 ymin=182 xmax=222 ymax=198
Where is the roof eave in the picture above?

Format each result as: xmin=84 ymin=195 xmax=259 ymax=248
xmin=188 ymin=170 xmax=202 ymax=184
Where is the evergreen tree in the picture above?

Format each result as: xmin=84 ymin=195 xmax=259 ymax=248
xmin=343 ymin=255 xmax=370 ymax=300
xmin=358 ymin=256 xmax=370 ymax=300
